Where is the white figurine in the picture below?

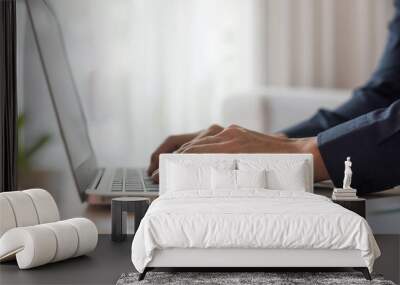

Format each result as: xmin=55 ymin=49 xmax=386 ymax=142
xmin=342 ymin=157 xmax=353 ymax=189
xmin=332 ymin=157 xmax=357 ymax=199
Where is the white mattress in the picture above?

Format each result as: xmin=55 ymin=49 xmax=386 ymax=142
xmin=131 ymin=190 xmax=380 ymax=273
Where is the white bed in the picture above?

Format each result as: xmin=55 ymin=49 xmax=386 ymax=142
xmin=131 ymin=154 xmax=380 ymax=280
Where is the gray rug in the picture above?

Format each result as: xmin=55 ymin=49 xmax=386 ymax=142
xmin=117 ymin=272 xmax=396 ymax=285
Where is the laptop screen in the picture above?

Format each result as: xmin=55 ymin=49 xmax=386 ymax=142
xmin=27 ymin=0 xmax=97 ymax=199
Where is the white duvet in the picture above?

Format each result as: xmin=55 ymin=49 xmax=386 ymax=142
xmin=131 ymin=190 xmax=380 ymax=273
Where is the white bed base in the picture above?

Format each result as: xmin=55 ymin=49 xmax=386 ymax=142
xmin=148 ymin=248 xmax=365 ymax=267
xmin=140 ymin=248 xmax=371 ymax=280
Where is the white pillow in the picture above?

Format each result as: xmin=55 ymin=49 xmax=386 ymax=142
xmin=166 ymin=160 xmax=236 ymax=192
xmin=236 ymin=169 xmax=267 ymax=189
xmin=211 ymin=168 xmax=236 ymax=190
xmin=267 ymin=162 xmax=307 ymax=191
xmin=167 ymin=163 xmax=211 ymax=191
xmin=238 ymin=160 xmax=308 ymax=191
xmin=211 ymin=169 xmax=267 ymax=190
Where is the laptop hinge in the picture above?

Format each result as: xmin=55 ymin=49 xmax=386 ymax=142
xmin=89 ymin=168 xmax=105 ymax=190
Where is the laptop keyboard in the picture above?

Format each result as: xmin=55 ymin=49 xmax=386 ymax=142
xmin=111 ymin=168 xmax=124 ymax=192
xmin=125 ymin=168 xmax=144 ymax=191
xmin=111 ymin=168 xmax=159 ymax=192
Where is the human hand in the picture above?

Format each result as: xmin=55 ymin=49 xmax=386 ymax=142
xmin=148 ymin=124 xmax=224 ymax=182
xmin=176 ymin=125 xmax=299 ymax=154
xmin=176 ymin=125 xmax=329 ymax=182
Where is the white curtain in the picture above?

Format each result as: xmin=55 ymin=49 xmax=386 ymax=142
xmin=257 ymin=0 xmax=394 ymax=88
xmin=49 ymin=0 xmax=257 ymax=167
xmin=45 ymin=0 xmax=393 ymax=167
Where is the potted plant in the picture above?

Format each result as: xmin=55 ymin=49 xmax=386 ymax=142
xmin=17 ymin=114 xmax=52 ymax=189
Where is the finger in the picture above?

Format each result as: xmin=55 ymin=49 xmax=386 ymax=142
xmin=177 ymin=136 xmax=224 ymax=153
xmin=191 ymin=136 xmax=224 ymax=146
xmin=148 ymin=148 xmax=170 ymax=175
xmin=230 ymin=126 xmax=285 ymax=140
xmin=195 ymin=124 xmax=224 ymax=139
xmin=148 ymin=130 xmax=217 ymax=175
xmin=177 ymin=141 xmax=193 ymax=151
xmin=177 ymin=135 xmax=221 ymax=153
xmin=173 ymin=125 xmax=224 ymax=154
xmin=151 ymin=169 xmax=159 ymax=183
xmin=182 ymin=142 xmax=233 ymax=153
xmin=217 ymin=125 xmax=269 ymax=143
xmin=224 ymin=124 xmax=269 ymax=139
xmin=148 ymin=158 xmax=159 ymax=176
xmin=147 ymin=139 xmax=178 ymax=175
xmin=215 ymin=126 xmax=244 ymax=139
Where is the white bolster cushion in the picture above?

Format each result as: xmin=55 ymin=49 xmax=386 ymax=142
xmin=0 ymin=226 xmax=57 ymax=268
xmin=23 ymin=189 xmax=60 ymax=224
xmin=0 ymin=196 xmax=17 ymax=237
xmin=0 ymin=189 xmax=59 ymax=237
xmin=0 ymin=191 xmax=39 ymax=227
xmin=63 ymin=218 xmax=98 ymax=257
xmin=0 ymin=218 xmax=98 ymax=269
xmin=42 ymin=221 xmax=79 ymax=262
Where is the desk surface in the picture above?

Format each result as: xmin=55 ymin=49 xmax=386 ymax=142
xmin=1 ymin=235 xmax=398 ymax=285
xmin=2 ymin=188 xmax=399 ymax=284
xmin=0 ymin=235 xmax=134 ymax=285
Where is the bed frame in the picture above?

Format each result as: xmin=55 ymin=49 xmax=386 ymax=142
xmin=138 ymin=154 xmax=372 ymax=281
xmin=138 ymin=248 xmax=371 ymax=280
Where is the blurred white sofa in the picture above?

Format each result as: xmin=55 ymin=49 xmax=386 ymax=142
xmin=221 ymin=87 xmax=351 ymax=133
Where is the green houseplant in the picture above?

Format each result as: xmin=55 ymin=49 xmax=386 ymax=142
xmin=17 ymin=114 xmax=52 ymax=188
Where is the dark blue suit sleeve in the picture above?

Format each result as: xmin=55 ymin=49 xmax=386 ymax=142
xmin=283 ymin=0 xmax=400 ymax=138
xmin=318 ymin=99 xmax=400 ymax=193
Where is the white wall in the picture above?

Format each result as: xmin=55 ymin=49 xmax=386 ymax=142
xmin=45 ymin=0 xmax=259 ymax=167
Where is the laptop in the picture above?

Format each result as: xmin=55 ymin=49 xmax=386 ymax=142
xmin=26 ymin=0 xmax=159 ymax=201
